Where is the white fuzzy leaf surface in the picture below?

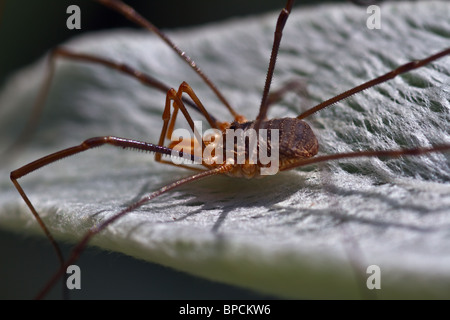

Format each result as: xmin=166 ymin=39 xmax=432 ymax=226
xmin=0 ymin=1 xmax=449 ymax=299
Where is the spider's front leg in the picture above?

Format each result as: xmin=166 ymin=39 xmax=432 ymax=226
xmin=10 ymin=136 xmax=182 ymax=269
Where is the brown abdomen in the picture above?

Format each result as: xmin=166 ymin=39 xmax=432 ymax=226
xmin=229 ymin=117 xmax=318 ymax=161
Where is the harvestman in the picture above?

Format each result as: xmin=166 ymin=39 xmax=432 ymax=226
xmin=8 ymin=0 xmax=450 ymax=299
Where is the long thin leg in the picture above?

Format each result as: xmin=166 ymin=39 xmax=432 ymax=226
xmin=266 ymin=79 xmax=310 ymax=110
xmin=96 ymin=0 xmax=245 ymax=122
xmin=255 ymin=0 xmax=295 ymax=130
xmin=10 ymin=136 xmax=196 ymax=293
xmin=297 ymin=48 xmax=450 ymax=120
xmin=49 ymin=48 xmax=215 ymax=121
xmin=2 ymin=49 xmax=217 ymax=164
xmin=34 ymin=163 xmax=233 ymax=300
xmin=11 ymin=137 xmax=189 ymax=181
xmin=4 ymin=47 xmax=220 ymax=158
xmin=171 ymin=81 xmax=219 ymax=131
xmin=281 ymin=144 xmax=450 ymax=172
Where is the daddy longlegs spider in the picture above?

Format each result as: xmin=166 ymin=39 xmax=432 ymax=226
xmin=4 ymin=0 xmax=450 ymax=299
